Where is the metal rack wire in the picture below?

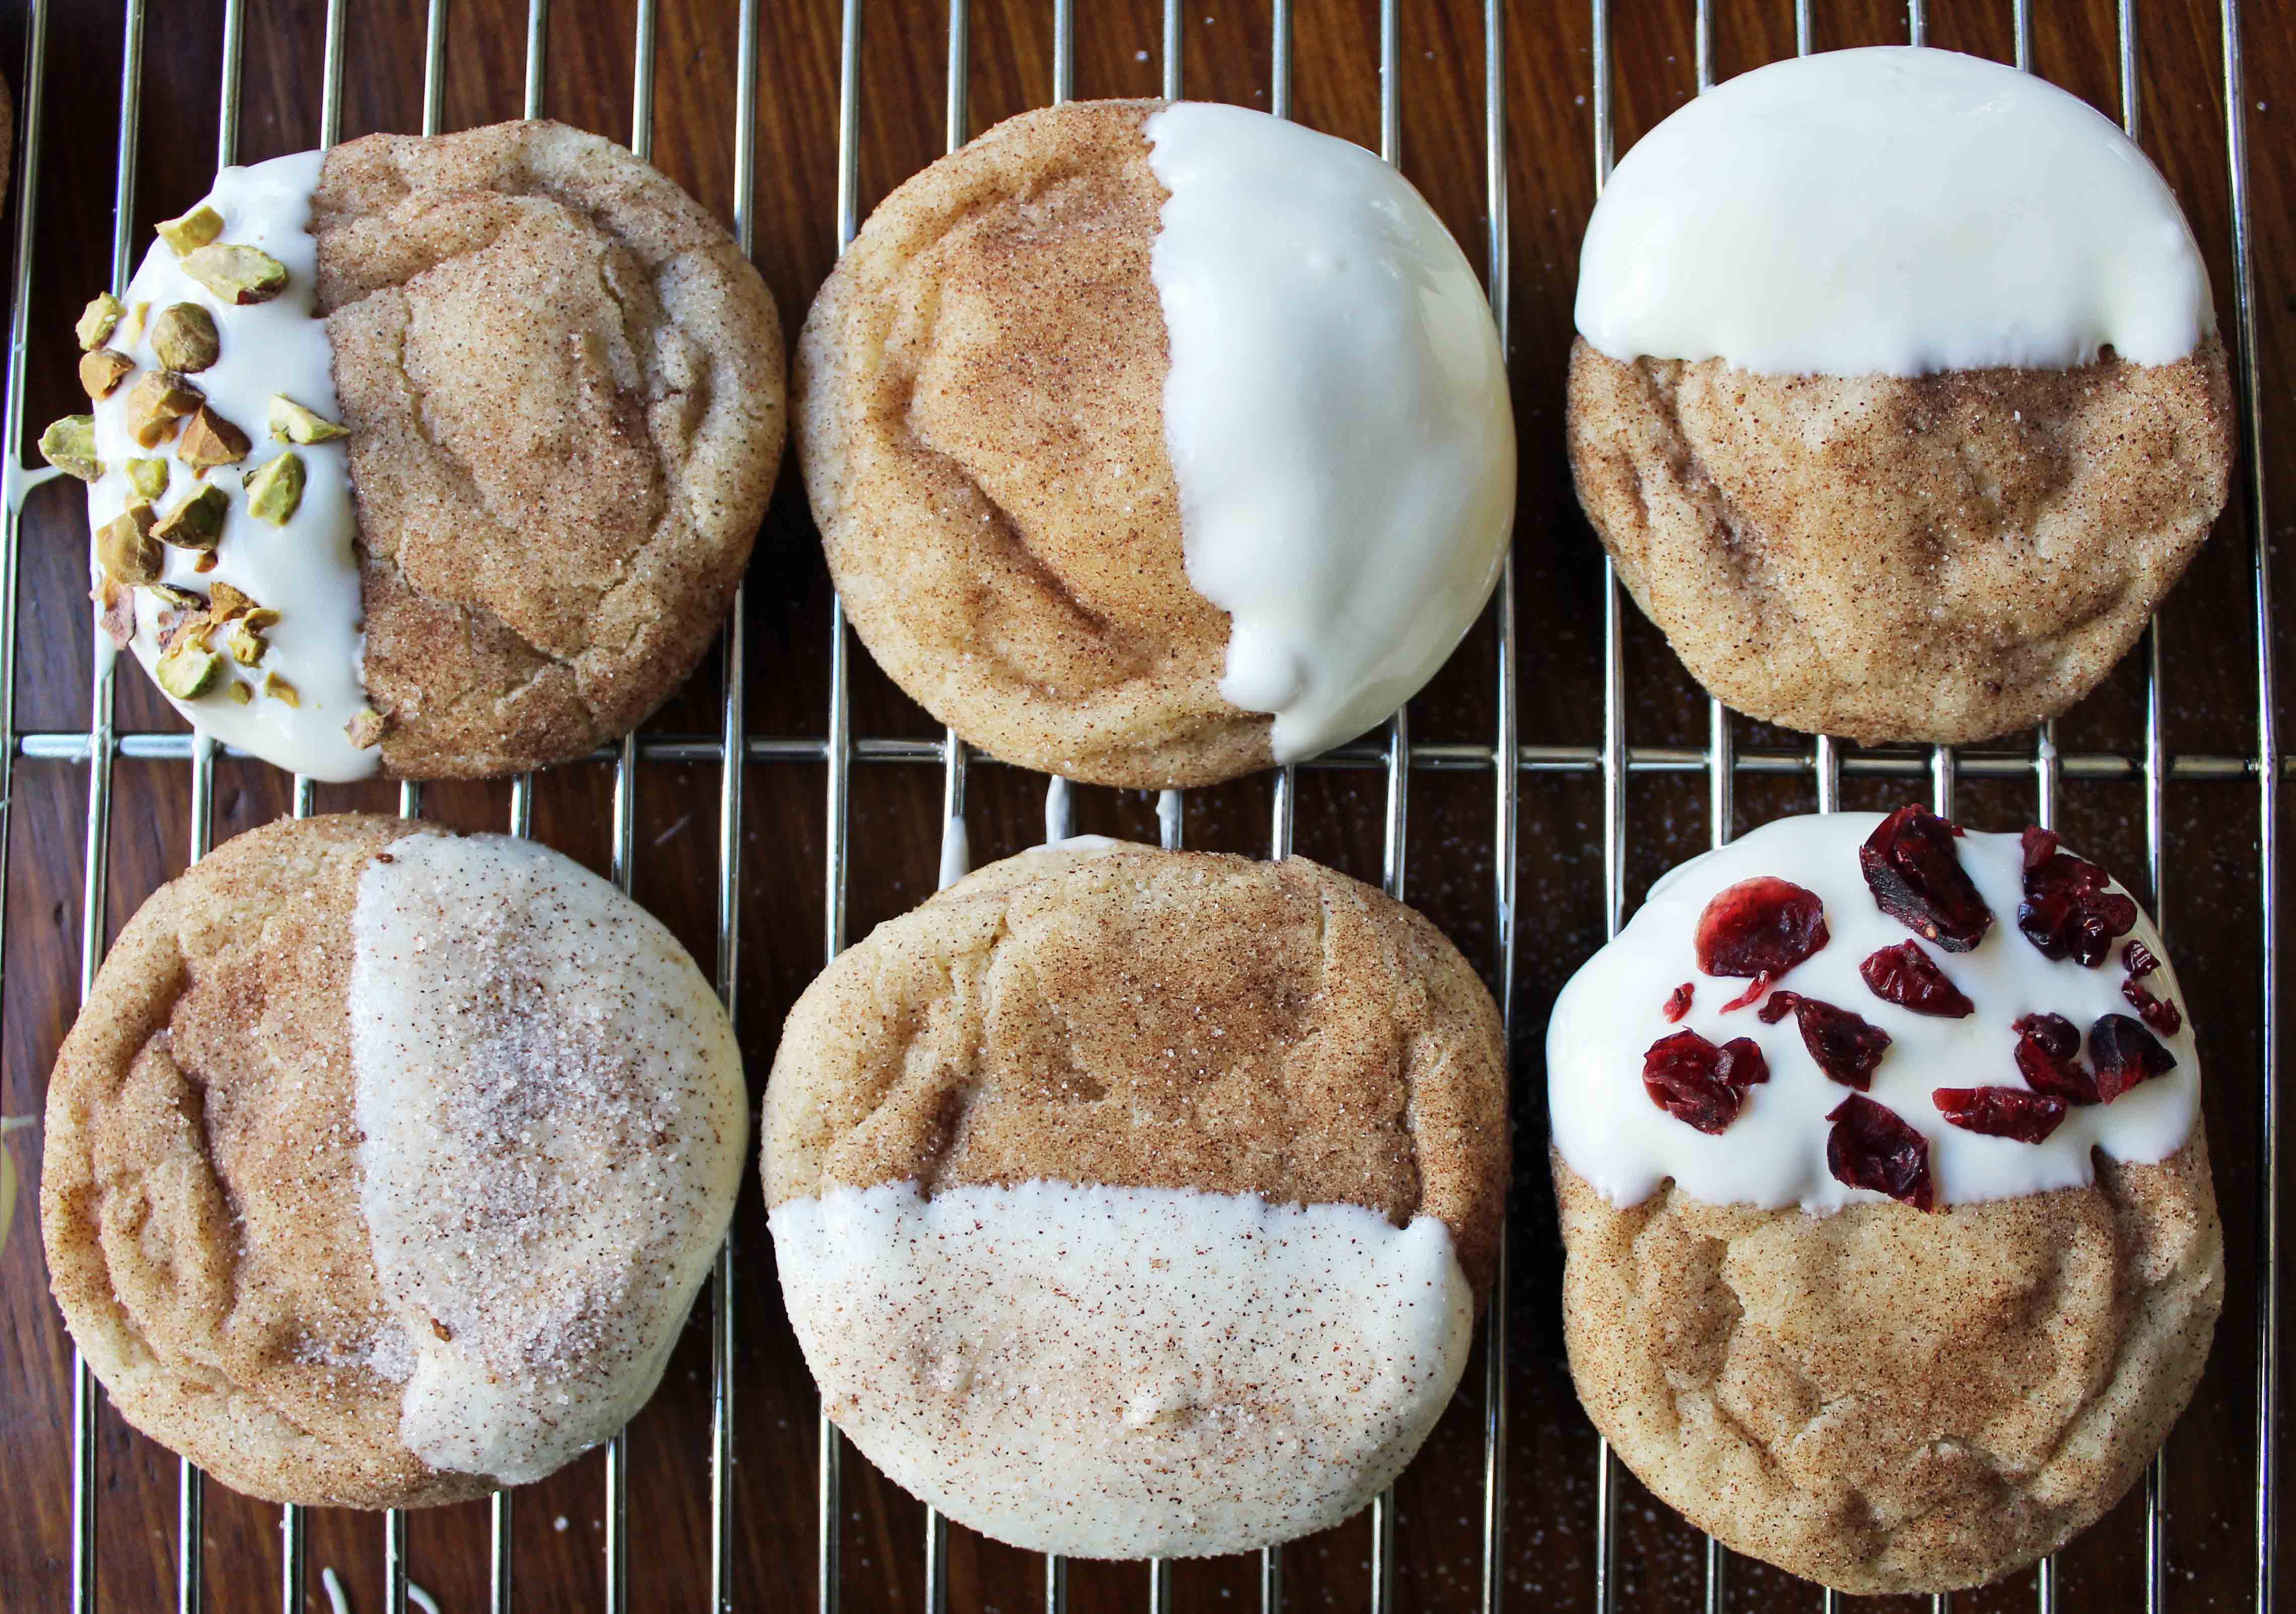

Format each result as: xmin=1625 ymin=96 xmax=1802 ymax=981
xmin=0 ymin=0 xmax=2275 ymax=1611
xmin=3 ymin=1 xmax=757 ymax=1611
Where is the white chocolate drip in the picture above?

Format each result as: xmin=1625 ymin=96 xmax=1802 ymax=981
xmin=1576 ymin=47 xmax=2213 ymax=377
xmin=1547 ymin=813 xmax=2199 ymax=1212
xmin=1156 ymin=787 xmax=1183 ymax=848
xmin=771 ymin=1179 xmax=1473 ymax=1558
xmin=937 ymin=813 xmax=971 ymax=892
xmin=349 ymin=833 xmax=747 ymax=1483
xmin=1145 ymin=103 xmax=1515 ymax=763
xmin=88 ymin=150 xmax=376 ymax=781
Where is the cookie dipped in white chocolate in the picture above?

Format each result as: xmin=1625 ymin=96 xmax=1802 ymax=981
xmin=348 ymin=831 xmax=746 ymax=1484
xmin=86 ymin=150 xmax=375 ymax=781
xmin=772 ymin=1180 xmax=1473 ymax=1558
xmin=1575 ymin=47 xmax=2213 ymax=377
xmin=1146 ymin=102 xmax=1514 ymax=763
xmin=1547 ymin=812 xmax=2198 ymax=1213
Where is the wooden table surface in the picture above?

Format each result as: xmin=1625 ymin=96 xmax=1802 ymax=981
xmin=1 ymin=0 xmax=2288 ymax=1609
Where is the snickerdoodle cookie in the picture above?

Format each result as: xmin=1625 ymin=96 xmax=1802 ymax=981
xmin=1547 ymin=810 xmax=2221 ymax=1592
xmin=42 ymin=814 xmax=746 ymax=1508
xmin=48 ymin=119 xmax=782 ymax=781
xmin=765 ymin=841 xmax=1509 ymax=1558
xmin=798 ymin=99 xmax=1513 ymax=788
xmin=1567 ymin=48 xmax=2232 ymax=744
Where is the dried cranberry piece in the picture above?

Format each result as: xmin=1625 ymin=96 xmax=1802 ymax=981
xmin=1860 ymin=805 xmax=1994 ymax=953
xmin=1757 ymin=991 xmax=1893 ymax=1089
xmin=1695 ymin=877 xmax=1830 ymax=979
xmin=1858 ymin=941 xmax=1976 ymax=1018
xmin=2123 ymin=940 xmax=2162 ymax=979
xmin=2012 ymin=1012 xmax=2098 ymax=1104
xmin=1718 ymin=971 xmax=1774 ymax=1013
xmin=2089 ymin=1014 xmax=2177 ymax=1102
xmin=2018 ymin=837 xmax=2140 ymax=966
xmin=2013 ymin=1011 xmax=2079 ymax=1060
xmin=1933 ymin=1085 xmax=2068 ymax=1143
xmin=2021 ymin=825 xmax=2058 ymax=873
xmin=1825 ymin=1094 xmax=1935 ymax=1210
xmin=1642 ymin=1030 xmax=1770 ymax=1134
xmin=2121 ymin=976 xmax=2183 ymax=1036
xmin=1662 ymin=982 xmax=1694 ymax=1023
xmin=1714 ymin=1037 xmax=1768 ymax=1088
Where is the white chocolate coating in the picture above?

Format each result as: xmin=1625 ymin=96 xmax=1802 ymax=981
xmin=88 ymin=150 xmax=376 ymax=781
xmin=348 ymin=832 xmax=747 ymax=1485
xmin=771 ymin=1179 xmax=1473 ymax=1558
xmin=1547 ymin=813 xmax=2198 ymax=1212
xmin=1145 ymin=102 xmax=1515 ymax=763
xmin=1575 ymin=47 xmax=2214 ymax=377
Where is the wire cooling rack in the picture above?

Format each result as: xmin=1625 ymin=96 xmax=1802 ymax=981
xmin=0 ymin=0 xmax=2277 ymax=1610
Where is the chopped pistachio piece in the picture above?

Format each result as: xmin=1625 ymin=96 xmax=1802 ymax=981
xmin=38 ymin=414 xmax=101 ymax=482
xmin=180 ymin=243 xmax=288 ymax=305
xmin=227 ymin=609 xmax=280 ymax=665
xmin=79 ymin=349 xmax=134 ymax=400
xmin=246 ymin=452 xmax=305 ymax=525
xmin=153 ymin=482 xmax=230 ymax=551
xmin=150 ymin=582 xmax=205 ymax=613
xmin=268 ymin=394 xmax=350 ymax=444
xmin=97 ymin=504 xmax=161 ymax=587
xmin=156 ymin=641 xmax=225 ymax=700
xmin=227 ymin=680 xmax=253 ymax=705
xmin=123 ymin=301 xmax=150 ymax=345
xmin=123 ymin=370 xmax=204 ymax=448
xmin=125 ymin=458 xmax=171 ymax=501
xmin=346 ymin=708 xmax=387 ymax=749
xmin=150 ymin=303 xmax=221 ymax=372
xmin=156 ymin=204 xmax=225 ymax=256
xmin=177 ymin=406 xmax=251 ymax=470
xmin=208 ymin=582 xmax=255 ymax=619
xmin=161 ymin=605 xmax=216 ymax=653
xmin=76 ymin=292 xmax=125 ymax=351
xmin=95 ymin=577 xmax=137 ymax=650
xmin=226 ymin=619 xmax=269 ymax=666
xmin=260 ymin=670 xmax=300 ymax=707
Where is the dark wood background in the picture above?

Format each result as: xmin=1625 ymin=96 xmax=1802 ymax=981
xmin=1 ymin=0 xmax=2288 ymax=1608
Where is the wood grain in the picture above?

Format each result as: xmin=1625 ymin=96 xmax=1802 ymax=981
xmin=0 ymin=0 xmax=2287 ymax=1609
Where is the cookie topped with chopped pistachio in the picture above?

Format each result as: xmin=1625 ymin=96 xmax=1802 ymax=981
xmin=49 ymin=119 xmax=784 ymax=781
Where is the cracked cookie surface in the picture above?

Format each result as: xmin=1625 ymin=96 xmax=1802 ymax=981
xmin=1554 ymin=1142 xmax=2222 ymax=1593
xmin=764 ymin=842 xmax=1509 ymax=1292
xmin=314 ymin=119 xmax=783 ymax=778
xmin=39 ymin=815 xmax=484 ymax=1507
xmin=1565 ymin=337 xmax=2233 ymax=744
xmin=796 ymin=101 xmax=1273 ymax=789
xmin=41 ymin=812 xmax=749 ymax=1508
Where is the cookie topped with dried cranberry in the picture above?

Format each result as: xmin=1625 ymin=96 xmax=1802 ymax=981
xmin=1546 ymin=809 xmax=2221 ymax=1593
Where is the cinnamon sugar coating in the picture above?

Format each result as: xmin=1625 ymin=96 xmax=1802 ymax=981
xmin=1555 ymin=1140 xmax=2222 ymax=1593
xmin=314 ymin=120 xmax=784 ymax=779
xmin=796 ymin=101 xmax=1274 ymax=789
xmin=1566 ymin=338 xmax=2234 ymax=744
xmin=40 ymin=815 xmax=479 ymax=1507
xmin=764 ymin=843 xmax=1510 ymax=1293
xmin=41 ymin=813 xmax=746 ymax=1508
